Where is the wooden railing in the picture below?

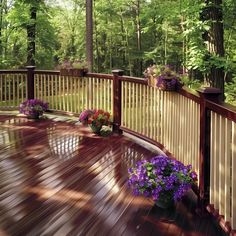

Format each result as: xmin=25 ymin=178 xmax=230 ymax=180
xmin=0 ymin=67 xmax=236 ymax=234
xmin=0 ymin=70 xmax=27 ymax=108
xmin=121 ymin=80 xmax=200 ymax=176
xmin=35 ymin=71 xmax=113 ymax=115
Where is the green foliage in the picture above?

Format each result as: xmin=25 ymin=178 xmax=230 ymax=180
xmin=0 ymin=0 xmax=236 ymax=103
xmin=225 ymin=76 xmax=236 ymax=106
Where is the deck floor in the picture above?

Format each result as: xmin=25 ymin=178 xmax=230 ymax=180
xmin=0 ymin=114 xmax=228 ymax=236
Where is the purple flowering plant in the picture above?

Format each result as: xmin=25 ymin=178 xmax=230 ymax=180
xmin=19 ymin=99 xmax=48 ymax=117
xmin=128 ymin=155 xmax=197 ymax=203
xmin=144 ymin=64 xmax=183 ymax=90
xmin=79 ymin=109 xmax=95 ymax=124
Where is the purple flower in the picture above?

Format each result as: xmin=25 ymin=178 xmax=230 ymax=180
xmin=127 ymin=155 xmax=197 ymax=203
xmin=79 ymin=109 xmax=95 ymax=123
xmin=19 ymin=99 xmax=48 ymax=116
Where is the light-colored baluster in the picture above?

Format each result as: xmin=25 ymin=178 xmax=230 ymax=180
xmin=215 ymin=113 xmax=220 ymax=209
xmin=138 ymin=84 xmax=141 ymax=133
xmin=62 ymin=77 xmax=65 ymax=111
xmin=66 ymin=76 xmax=70 ymax=111
xmin=45 ymin=75 xmax=49 ymax=107
xmin=135 ymin=84 xmax=139 ymax=132
xmin=103 ymin=79 xmax=106 ymax=110
xmin=132 ymin=82 xmax=135 ymax=131
xmin=144 ymin=86 xmax=148 ymax=135
xmin=24 ymin=74 xmax=27 ymax=101
xmin=110 ymin=80 xmax=113 ymax=116
xmin=69 ymin=77 xmax=73 ymax=112
xmin=6 ymin=75 xmax=11 ymax=106
xmin=224 ymin=119 xmax=231 ymax=222
xmin=219 ymin=115 xmax=225 ymax=215
xmin=16 ymin=75 xmax=20 ymax=104
xmin=0 ymin=75 xmax=2 ymax=102
xmin=43 ymin=74 xmax=46 ymax=102
xmin=210 ymin=112 xmax=215 ymax=204
xmin=51 ymin=75 xmax=54 ymax=110
xmin=12 ymin=75 xmax=16 ymax=106
xmin=58 ymin=76 xmax=62 ymax=111
xmin=128 ymin=82 xmax=131 ymax=130
xmin=232 ymin=121 xmax=236 ymax=229
xmin=77 ymin=78 xmax=81 ymax=112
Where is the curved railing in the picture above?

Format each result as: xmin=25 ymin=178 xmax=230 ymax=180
xmin=0 ymin=68 xmax=235 ymax=234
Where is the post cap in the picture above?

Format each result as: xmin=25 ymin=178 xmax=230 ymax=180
xmin=25 ymin=66 xmax=36 ymax=70
xmin=197 ymin=87 xmax=221 ymax=94
xmin=197 ymin=87 xmax=222 ymax=102
xmin=112 ymin=69 xmax=124 ymax=76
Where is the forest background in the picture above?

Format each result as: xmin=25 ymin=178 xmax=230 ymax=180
xmin=0 ymin=0 xmax=235 ymax=104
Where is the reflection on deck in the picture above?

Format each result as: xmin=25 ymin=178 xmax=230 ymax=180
xmin=0 ymin=114 xmax=228 ymax=236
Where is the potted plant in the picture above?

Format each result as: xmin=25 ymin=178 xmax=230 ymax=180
xmin=79 ymin=109 xmax=112 ymax=135
xmin=144 ymin=64 xmax=183 ymax=91
xmin=128 ymin=155 xmax=197 ymax=208
xmin=72 ymin=59 xmax=88 ymax=77
xmin=19 ymin=99 xmax=49 ymax=119
xmin=59 ymin=59 xmax=71 ymax=76
xmin=59 ymin=59 xmax=88 ymax=77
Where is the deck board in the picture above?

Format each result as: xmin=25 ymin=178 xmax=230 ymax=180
xmin=0 ymin=114 xmax=228 ymax=236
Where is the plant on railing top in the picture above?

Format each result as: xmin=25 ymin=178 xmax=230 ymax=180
xmin=59 ymin=59 xmax=88 ymax=77
xmin=128 ymin=155 xmax=197 ymax=208
xmin=144 ymin=64 xmax=183 ymax=91
xmin=79 ymin=109 xmax=112 ymax=136
xmin=19 ymin=99 xmax=48 ymax=119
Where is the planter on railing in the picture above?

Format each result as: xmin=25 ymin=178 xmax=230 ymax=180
xmin=147 ymin=76 xmax=183 ymax=91
xmin=60 ymin=68 xmax=87 ymax=77
xmin=145 ymin=64 xmax=183 ymax=91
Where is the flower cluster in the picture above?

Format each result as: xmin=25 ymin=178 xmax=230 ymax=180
xmin=79 ymin=109 xmax=95 ymax=124
xmin=59 ymin=59 xmax=88 ymax=70
xmin=128 ymin=155 xmax=197 ymax=202
xmin=87 ymin=109 xmax=111 ymax=128
xmin=79 ymin=109 xmax=112 ymax=135
xmin=144 ymin=64 xmax=183 ymax=89
xmin=19 ymin=99 xmax=48 ymax=117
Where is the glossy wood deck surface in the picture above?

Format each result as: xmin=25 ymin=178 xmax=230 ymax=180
xmin=0 ymin=114 xmax=228 ymax=236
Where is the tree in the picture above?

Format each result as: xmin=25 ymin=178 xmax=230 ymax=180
xmin=86 ymin=0 xmax=93 ymax=71
xmin=201 ymin=0 xmax=225 ymax=98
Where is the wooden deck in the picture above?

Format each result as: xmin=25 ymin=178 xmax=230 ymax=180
xmin=0 ymin=114 xmax=228 ymax=236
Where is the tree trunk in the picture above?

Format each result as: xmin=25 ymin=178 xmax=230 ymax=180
xmin=202 ymin=0 xmax=225 ymax=100
xmin=27 ymin=6 xmax=36 ymax=66
xmin=0 ymin=0 xmax=3 ymax=58
xmin=135 ymin=0 xmax=142 ymax=76
xmin=86 ymin=0 xmax=93 ymax=72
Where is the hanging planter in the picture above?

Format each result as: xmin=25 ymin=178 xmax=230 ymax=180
xmin=144 ymin=64 xmax=184 ymax=91
xmin=59 ymin=59 xmax=88 ymax=77
xmin=71 ymin=68 xmax=87 ymax=77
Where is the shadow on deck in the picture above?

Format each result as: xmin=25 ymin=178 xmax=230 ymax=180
xmin=0 ymin=114 xmax=228 ymax=236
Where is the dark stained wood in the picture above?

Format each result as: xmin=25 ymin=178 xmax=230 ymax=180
xmin=0 ymin=70 xmax=27 ymax=74
xmin=112 ymin=70 xmax=123 ymax=133
xmin=206 ymin=100 xmax=236 ymax=122
xmin=197 ymin=88 xmax=222 ymax=206
xmin=26 ymin=66 xmax=35 ymax=99
xmin=35 ymin=70 xmax=60 ymax=75
xmin=0 ymin=114 xmax=229 ymax=236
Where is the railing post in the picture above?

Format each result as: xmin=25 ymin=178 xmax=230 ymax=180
xmin=26 ymin=66 xmax=36 ymax=99
xmin=112 ymin=69 xmax=124 ymax=134
xmin=197 ymin=87 xmax=221 ymax=206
